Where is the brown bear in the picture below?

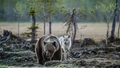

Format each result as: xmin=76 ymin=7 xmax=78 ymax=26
xmin=35 ymin=35 xmax=62 ymax=65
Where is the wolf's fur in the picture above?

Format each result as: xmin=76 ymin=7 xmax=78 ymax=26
xmin=59 ymin=35 xmax=72 ymax=61
xmin=35 ymin=35 xmax=62 ymax=65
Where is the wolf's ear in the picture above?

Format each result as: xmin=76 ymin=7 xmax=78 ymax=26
xmin=68 ymin=35 xmax=70 ymax=38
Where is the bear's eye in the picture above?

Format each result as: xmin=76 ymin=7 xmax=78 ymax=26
xmin=48 ymin=50 xmax=52 ymax=53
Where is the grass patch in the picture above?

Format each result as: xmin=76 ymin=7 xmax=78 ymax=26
xmin=52 ymin=64 xmax=78 ymax=68
xmin=0 ymin=64 xmax=78 ymax=68
xmin=0 ymin=65 xmax=9 ymax=68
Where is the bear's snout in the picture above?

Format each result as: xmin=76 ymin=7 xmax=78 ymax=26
xmin=46 ymin=54 xmax=50 ymax=58
xmin=45 ymin=51 xmax=51 ymax=59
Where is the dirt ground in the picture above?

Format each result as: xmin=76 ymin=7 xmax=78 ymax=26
xmin=0 ymin=42 xmax=120 ymax=68
xmin=0 ymin=22 xmax=120 ymax=68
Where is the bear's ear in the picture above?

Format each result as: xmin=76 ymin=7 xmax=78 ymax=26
xmin=52 ymin=41 xmax=56 ymax=45
xmin=44 ymin=42 xmax=46 ymax=45
xmin=52 ymin=42 xmax=57 ymax=48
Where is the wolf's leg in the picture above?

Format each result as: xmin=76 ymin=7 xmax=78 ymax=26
xmin=64 ymin=51 xmax=67 ymax=61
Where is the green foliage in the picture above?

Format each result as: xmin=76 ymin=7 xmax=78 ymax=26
xmin=95 ymin=3 xmax=114 ymax=15
xmin=14 ymin=2 xmax=27 ymax=16
xmin=94 ymin=3 xmax=114 ymax=22
xmin=2 ymin=44 xmax=12 ymax=51
xmin=15 ymin=0 xmax=65 ymax=16
xmin=29 ymin=7 xmax=37 ymax=16
xmin=77 ymin=7 xmax=88 ymax=19
xmin=89 ymin=9 xmax=96 ymax=18
xmin=0 ymin=0 xmax=119 ymax=22
xmin=21 ymin=24 xmax=39 ymax=38
xmin=21 ymin=32 xmax=32 ymax=38
xmin=28 ymin=25 xmax=39 ymax=30
xmin=62 ymin=7 xmax=94 ymax=22
xmin=12 ymin=38 xmax=18 ymax=43
xmin=100 ymin=3 xmax=114 ymax=14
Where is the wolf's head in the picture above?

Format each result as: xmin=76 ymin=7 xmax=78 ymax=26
xmin=63 ymin=35 xmax=70 ymax=45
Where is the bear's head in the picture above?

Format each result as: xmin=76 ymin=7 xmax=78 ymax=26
xmin=42 ymin=41 xmax=58 ymax=62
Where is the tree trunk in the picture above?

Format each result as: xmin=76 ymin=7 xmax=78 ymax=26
xmin=103 ymin=15 xmax=109 ymax=45
xmin=106 ymin=22 xmax=109 ymax=45
xmin=118 ymin=15 xmax=120 ymax=38
xmin=73 ymin=21 xmax=77 ymax=44
xmin=31 ymin=15 xmax=36 ymax=42
xmin=49 ymin=14 xmax=52 ymax=34
xmin=43 ymin=2 xmax=46 ymax=35
xmin=106 ymin=21 xmax=109 ymax=45
xmin=18 ymin=17 xmax=20 ymax=37
xmin=71 ymin=8 xmax=76 ymax=44
xmin=110 ymin=0 xmax=118 ymax=42
xmin=44 ymin=16 xmax=46 ymax=35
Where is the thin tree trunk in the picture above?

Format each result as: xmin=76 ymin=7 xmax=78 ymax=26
xmin=31 ymin=15 xmax=36 ymax=42
xmin=110 ymin=0 xmax=118 ymax=41
xmin=43 ymin=15 xmax=46 ymax=35
xmin=118 ymin=15 xmax=120 ymax=38
xmin=29 ymin=7 xmax=36 ymax=42
xmin=44 ymin=16 xmax=46 ymax=35
xmin=106 ymin=21 xmax=109 ymax=45
xmin=18 ymin=17 xmax=20 ymax=37
xmin=73 ymin=21 xmax=77 ymax=44
xmin=103 ymin=15 xmax=109 ymax=45
xmin=49 ymin=14 xmax=52 ymax=34
xmin=43 ymin=1 xmax=46 ymax=35
xmin=71 ymin=8 xmax=76 ymax=44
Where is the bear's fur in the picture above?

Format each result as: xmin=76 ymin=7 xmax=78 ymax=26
xmin=35 ymin=35 xmax=62 ymax=65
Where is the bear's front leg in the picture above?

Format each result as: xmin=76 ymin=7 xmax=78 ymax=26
xmin=42 ymin=59 xmax=46 ymax=65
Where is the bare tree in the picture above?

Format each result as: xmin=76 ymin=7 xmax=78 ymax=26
xmin=95 ymin=3 xmax=114 ymax=45
xmin=49 ymin=14 xmax=52 ymax=34
xmin=43 ymin=0 xmax=47 ymax=35
xmin=66 ymin=8 xmax=77 ymax=44
xmin=17 ymin=16 xmax=20 ymax=37
xmin=118 ymin=11 xmax=120 ymax=38
xmin=103 ymin=15 xmax=110 ymax=45
xmin=110 ymin=0 xmax=119 ymax=42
